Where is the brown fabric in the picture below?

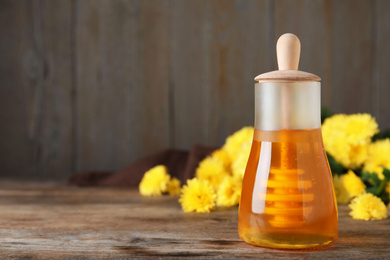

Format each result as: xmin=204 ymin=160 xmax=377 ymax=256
xmin=68 ymin=171 xmax=114 ymax=186
xmin=68 ymin=145 xmax=216 ymax=187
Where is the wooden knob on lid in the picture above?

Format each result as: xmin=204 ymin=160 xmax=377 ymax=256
xmin=254 ymin=33 xmax=320 ymax=82
xmin=277 ymin=33 xmax=301 ymax=70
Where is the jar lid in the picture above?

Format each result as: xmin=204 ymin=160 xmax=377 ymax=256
xmin=255 ymin=33 xmax=321 ymax=83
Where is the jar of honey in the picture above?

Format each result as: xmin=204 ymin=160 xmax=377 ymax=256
xmin=238 ymin=33 xmax=338 ymax=250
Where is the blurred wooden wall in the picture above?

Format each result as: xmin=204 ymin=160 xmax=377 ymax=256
xmin=1 ymin=0 xmax=389 ymax=181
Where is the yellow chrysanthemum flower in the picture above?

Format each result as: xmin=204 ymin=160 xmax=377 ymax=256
xmin=231 ymin=141 xmax=252 ymax=180
xmin=195 ymin=157 xmax=230 ymax=189
xmin=217 ymin=176 xmax=242 ymax=207
xmin=333 ymin=175 xmax=350 ymax=204
xmin=139 ymin=165 xmax=170 ymax=196
xmin=333 ymin=170 xmax=366 ymax=204
xmin=322 ymin=114 xmax=379 ymax=169
xmin=223 ymin=127 xmax=254 ymax=162
xmin=343 ymin=114 xmax=378 ymax=144
xmin=347 ymin=143 xmax=369 ymax=168
xmin=211 ymin=148 xmax=231 ymax=169
xmin=343 ymin=170 xmax=366 ymax=197
xmin=167 ymin=177 xmax=181 ymax=196
xmin=349 ymin=193 xmax=388 ymax=220
xmin=179 ymin=178 xmax=216 ymax=213
xmin=363 ymin=139 xmax=390 ymax=180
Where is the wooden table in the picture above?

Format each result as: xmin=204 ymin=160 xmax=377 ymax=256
xmin=0 ymin=182 xmax=389 ymax=259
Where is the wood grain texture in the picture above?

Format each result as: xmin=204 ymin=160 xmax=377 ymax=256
xmin=374 ymin=0 xmax=390 ymax=129
xmin=274 ymin=0 xmax=333 ymax=111
xmin=0 ymin=1 xmax=73 ymax=180
xmin=330 ymin=0 xmax=373 ymax=114
xmin=75 ymin=0 xmax=171 ymax=172
xmin=0 ymin=183 xmax=389 ymax=258
xmin=209 ymin=0 xmax=270 ymax=145
xmin=171 ymin=0 xmax=269 ymax=149
xmin=37 ymin=1 xmax=74 ymax=180
xmin=170 ymin=0 xmax=210 ymax=149
xmin=0 ymin=1 xmax=30 ymax=179
xmin=0 ymin=0 xmax=390 ymax=181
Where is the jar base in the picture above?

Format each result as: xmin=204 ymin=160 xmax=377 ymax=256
xmin=240 ymin=232 xmax=336 ymax=250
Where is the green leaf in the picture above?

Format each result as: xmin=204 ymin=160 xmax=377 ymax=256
xmin=372 ymin=129 xmax=390 ymax=141
xmin=366 ymin=186 xmax=378 ymax=195
xmin=353 ymin=168 xmax=363 ymax=178
xmin=379 ymin=191 xmax=390 ymax=205
xmin=361 ymin=171 xmax=381 ymax=187
xmin=362 ymin=168 xmax=390 ymax=205
xmin=383 ymin=168 xmax=390 ymax=180
xmin=326 ymin=153 xmax=346 ymax=175
xmin=321 ymin=107 xmax=334 ymax=124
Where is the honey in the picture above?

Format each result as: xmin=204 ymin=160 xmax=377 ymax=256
xmin=238 ymin=129 xmax=338 ymax=249
xmin=239 ymin=33 xmax=338 ymax=249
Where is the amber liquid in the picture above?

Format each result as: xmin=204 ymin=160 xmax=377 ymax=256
xmin=238 ymin=129 xmax=338 ymax=250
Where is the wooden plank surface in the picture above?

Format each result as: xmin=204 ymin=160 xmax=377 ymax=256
xmin=36 ymin=1 xmax=74 ymax=180
xmin=330 ymin=0 xmax=373 ymax=114
xmin=0 ymin=1 xmax=73 ymax=180
xmin=0 ymin=182 xmax=389 ymax=259
xmin=274 ymin=0 xmax=332 ymax=106
xmin=275 ymin=0 xmax=374 ymax=115
xmin=170 ymin=0 xmax=208 ymax=149
xmin=75 ymin=0 xmax=171 ymax=172
xmin=1 ymin=0 xmax=390 ymax=181
xmin=171 ymin=0 xmax=269 ymax=149
xmin=0 ymin=1 xmax=31 ymax=179
xmin=374 ymin=0 xmax=390 ymax=129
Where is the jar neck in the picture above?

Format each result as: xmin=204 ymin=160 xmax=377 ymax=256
xmin=254 ymin=82 xmax=321 ymax=131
